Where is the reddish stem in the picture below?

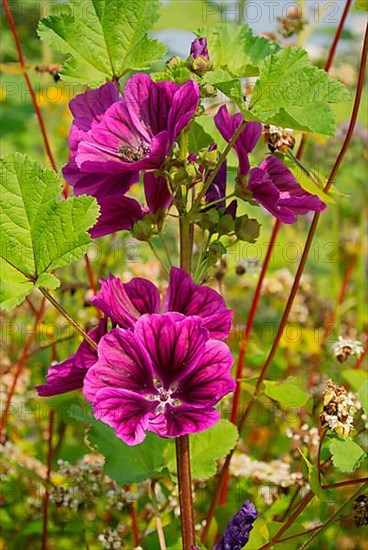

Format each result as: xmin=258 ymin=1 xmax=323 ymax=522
xmin=355 ymin=346 xmax=368 ymax=369
xmin=130 ymin=502 xmax=140 ymax=546
xmin=230 ymin=220 xmax=281 ymax=426
xmin=256 ymin=492 xmax=314 ymax=550
xmin=322 ymin=477 xmax=368 ymax=490
xmin=1 ymin=0 xmax=67 ymax=196
xmin=0 ymin=298 xmax=46 ymax=440
xmin=42 ymin=409 xmax=55 ymax=550
xmin=324 ymin=0 xmax=353 ymax=72
xmin=220 ymin=220 xmax=281 ymax=503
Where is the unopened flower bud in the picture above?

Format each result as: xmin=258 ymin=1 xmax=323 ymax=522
xmin=235 ymin=215 xmax=260 ymax=243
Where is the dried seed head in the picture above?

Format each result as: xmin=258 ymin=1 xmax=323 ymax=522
xmin=263 ymin=125 xmax=295 ymax=153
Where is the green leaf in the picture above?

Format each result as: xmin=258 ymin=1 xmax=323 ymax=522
xmin=204 ymin=69 xmax=244 ymax=107
xmin=298 ymin=449 xmax=327 ymax=500
xmin=329 ymin=438 xmax=366 ymax=473
xmin=357 ymin=380 xmax=368 ymax=416
xmin=283 ymin=157 xmax=334 ymax=204
xmin=264 ymin=378 xmax=311 ymax=409
xmin=342 ymin=369 xmax=367 ymax=392
xmin=203 ymin=23 xmax=280 ymax=77
xmin=0 ymin=153 xmax=99 ymax=311
xmin=0 ymin=257 xmax=33 ymax=311
xmin=166 ymin=420 xmax=239 ymax=479
xmin=38 ymin=0 xmax=166 ymax=86
xmin=248 ymin=48 xmax=350 ymax=136
xmin=88 ymin=421 xmax=169 ymax=484
xmin=35 ymin=273 xmax=60 ymax=290
xmin=355 ymin=0 xmax=368 ymax=10
xmin=188 ymin=121 xmax=214 ymax=152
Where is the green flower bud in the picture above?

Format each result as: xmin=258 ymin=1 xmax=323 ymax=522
xmin=131 ymin=218 xmax=154 ymax=242
xmin=218 ymin=214 xmax=235 ymax=236
xmin=235 ymin=215 xmax=261 ymax=243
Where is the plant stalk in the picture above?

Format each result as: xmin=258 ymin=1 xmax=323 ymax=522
xmin=39 ymin=288 xmax=98 ymax=350
xmin=176 ymin=177 xmax=195 ymax=549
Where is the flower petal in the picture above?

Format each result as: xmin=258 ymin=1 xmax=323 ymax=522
xmin=168 ymin=79 xmax=200 ymax=143
xmin=214 ymin=105 xmax=262 ymax=176
xmin=69 ymin=82 xmax=120 ymax=133
xmin=175 ymin=340 xmax=235 ymax=406
xmin=162 ymin=404 xmax=220 ymax=437
xmin=83 ymin=328 xmax=156 ymax=404
xmin=144 ymin=172 xmax=172 ymax=213
xmin=93 ymin=387 xmax=157 ymax=445
xmin=36 ymin=319 xmax=106 ymax=396
xmin=62 ymin=157 xmax=138 ymax=199
xmin=248 ymin=166 xmax=297 ymax=223
xmin=163 ymin=267 xmax=232 ymax=339
xmin=205 ymin=159 xmax=227 ymax=209
xmin=36 ymin=355 xmax=87 ymax=396
xmin=134 ymin=313 xmax=208 ymax=388
xmin=91 ymin=274 xmax=160 ymax=327
xmin=89 ymin=194 xmax=143 ymax=238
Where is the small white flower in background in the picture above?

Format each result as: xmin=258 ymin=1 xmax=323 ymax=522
xmin=332 ymin=336 xmax=364 ymax=363
xmin=320 ymin=379 xmax=360 ymax=437
xmin=230 ymin=453 xmax=303 ymax=488
xmin=98 ymin=527 xmax=123 ymax=549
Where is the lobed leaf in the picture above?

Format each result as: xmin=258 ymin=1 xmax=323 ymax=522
xmin=38 ymin=0 xmax=167 ymax=86
xmin=0 ymin=153 xmax=99 ymax=311
xmin=248 ymin=48 xmax=350 ymax=136
xmin=202 ymin=23 xmax=280 ymax=78
xmin=329 ymin=438 xmax=366 ymax=473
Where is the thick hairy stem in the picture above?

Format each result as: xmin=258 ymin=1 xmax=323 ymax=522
xmin=176 ymin=213 xmax=196 ymax=549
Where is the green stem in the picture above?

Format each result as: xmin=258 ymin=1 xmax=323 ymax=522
xmin=39 ymin=288 xmax=98 ymax=350
xmin=148 ymin=240 xmax=170 ymax=276
xmin=190 ymin=119 xmax=247 ymax=213
xmin=203 ymin=192 xmax=236 ymax=210
xmin=159 ymin=233 xmax=173 ymax=268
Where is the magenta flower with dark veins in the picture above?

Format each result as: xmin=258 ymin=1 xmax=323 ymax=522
xmin=248 ymin=156 xmax=326 ymax=223
xmin=93 ymin=267 xmax=233 ymax=340
xmin=215 ymin=104 xmax=262 ymax=176
xmin=215 ymin=105 xmax=326 ymax=223
xmin=73 ymin=73 xmax=200 ymax=174
xmin=214 ymin=501 xmax=258 ymax=550
xmin=36 ymin=268 xmax=232 ymax=397
xmin=83 ymin=313 xmax=235 ymax=445
xmin=63 ymin=75 xmax=200 ymax=237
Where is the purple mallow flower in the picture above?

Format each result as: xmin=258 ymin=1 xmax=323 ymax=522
xmin=215 ymin=105 xmax=262 ymax=177
xmin=214 ymin=501 xmax=258 ymax=550
xmin=83 ymin=313 xmax=235 ymax=445
xmin=36 ymin=268 xmax=232 ymax=397
xmin=248 ymin=156 xmax=326 ymax=224
xmin=63 ymin=75 xmax=200 ymax=236
xmin=190 ymin=37 xmax=210 ymax=60
xmin=93 ymin=267 xmax=233 ymax=340
xmin=71 ymin=73 xmax=200 ymax=174
xmin=214 ymin=105 xmax=326 ymax=223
